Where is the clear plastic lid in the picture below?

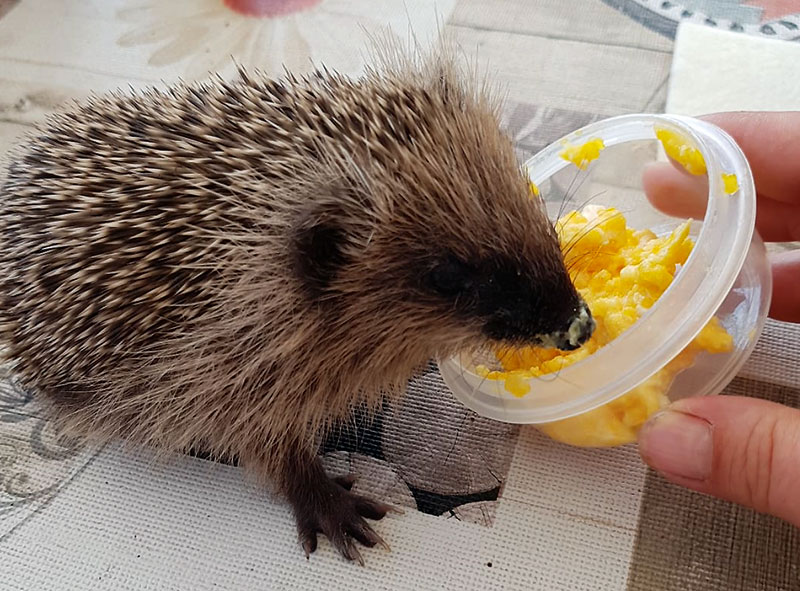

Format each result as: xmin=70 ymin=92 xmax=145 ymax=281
xmin=439 ymin=114 xmax=771 ymax=426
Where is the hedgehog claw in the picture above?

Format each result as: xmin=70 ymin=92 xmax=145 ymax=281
xmin=334 ymin=474 xmax=357 ymax=490
xmin=292 ymin=472 xmax=390 ymax=564
xmin=301 ymin=531 xmax=318 ymax=558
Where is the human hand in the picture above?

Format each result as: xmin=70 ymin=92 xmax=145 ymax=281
xmin=637 ymin=111 xmax=800 ymax=526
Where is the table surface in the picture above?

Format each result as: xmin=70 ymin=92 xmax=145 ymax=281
xmin=1 ymin=2 xmax=799 ymax=590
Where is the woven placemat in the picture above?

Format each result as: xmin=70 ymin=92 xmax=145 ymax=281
xmin=1 ymin=3 xmax=799 ymax=590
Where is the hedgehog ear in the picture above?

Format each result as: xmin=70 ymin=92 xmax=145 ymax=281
xmin=293 ymin=202 xmax=348 ymax=298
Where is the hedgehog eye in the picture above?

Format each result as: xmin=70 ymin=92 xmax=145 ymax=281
xmin=428 ymin=257 xmax=472 ymax=297
xmin=293 ymin=219 xmax=347 ymax=298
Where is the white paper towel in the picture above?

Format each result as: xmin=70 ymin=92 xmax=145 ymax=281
xmin=667 ymin=21 xmax=800 ymax=115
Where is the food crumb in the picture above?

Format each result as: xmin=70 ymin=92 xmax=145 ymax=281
xmin=503 ymin=372 xmax=530 ymax=397
xmin=559 ymin=138 xmax=605 ymax=170
xmin=722 ymin=173 xmax=738 ymax=194
xmin=655 ymin=127 xmax=707 ymax=175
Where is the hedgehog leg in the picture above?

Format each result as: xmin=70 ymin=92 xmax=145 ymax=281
xmin=282 ymin=450 xmax=394 ymax=564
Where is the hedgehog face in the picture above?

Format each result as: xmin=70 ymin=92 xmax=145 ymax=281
xmin=287 ymin=62 xmax=594 ymax=357
xmin=422 ymin=250 xmax=594 ymax=351
xmin=290 ymin=183 xmax=593 ymax=355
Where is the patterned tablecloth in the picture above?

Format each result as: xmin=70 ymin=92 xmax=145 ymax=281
xmin=1 ymin=1 xmax=799 ymax=590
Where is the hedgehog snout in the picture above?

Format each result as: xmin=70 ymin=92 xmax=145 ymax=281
xmin=547 ymin=302 xmax=595 ymax=351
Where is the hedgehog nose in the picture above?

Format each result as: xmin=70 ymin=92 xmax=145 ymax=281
xmin=555 ymin=303 xmax=595 ymax=351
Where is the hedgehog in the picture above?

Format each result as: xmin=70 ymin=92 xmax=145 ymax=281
xmin=0 ymin=42 xmax=594 ymax=563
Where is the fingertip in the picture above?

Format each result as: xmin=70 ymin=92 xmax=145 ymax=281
xmin=637 ymin=407 xmax=713 ymax=482
xmin=769 ymin=250 xmax=800 ymax=323
xmin=642 ymin=162 xmax=709 ymax=219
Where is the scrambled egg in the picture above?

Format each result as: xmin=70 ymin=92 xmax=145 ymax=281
xmin=655 ymin=126 xmax=739 ymax=195
xmin=722 ymin=172 xmax=739 ymax=195
xmin=655 ymin=127 xmax=707 ymax=175
xmin=480 ymin=205 xmax=734 ymax=447
xmin=560 ymin=138 xmax=606 ymax=170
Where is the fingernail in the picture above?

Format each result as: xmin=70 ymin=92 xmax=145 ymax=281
xmin=638 ymin=410 xmax=713 ymax=481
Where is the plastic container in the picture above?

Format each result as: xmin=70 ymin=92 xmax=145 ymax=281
xmin=438 ymin=114 xmax=772 ymax=446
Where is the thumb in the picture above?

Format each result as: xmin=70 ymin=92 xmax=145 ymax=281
xmin=638 ymin=395 xmax=800 ymax=526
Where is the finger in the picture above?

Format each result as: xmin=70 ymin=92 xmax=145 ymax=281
xmin=643 ymin=162 xmax=800 ymax=241
xmin=642 ymin=162 xmax=708 ymax=219
xmin=770 ymin=250 xmax=800 ymax=323
xmin=757 ymin=200 xmax=800 ymax=243
xmin=703 ymin=112 xmax=800 ymax=204
xmin=638 ymin=395 xmax=800 ymax=526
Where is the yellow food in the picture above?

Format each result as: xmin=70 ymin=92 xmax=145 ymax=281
xmin=654 ymin=129 xmax=737 ymax=195
xmin=722 ymin=173 xmax=739 ymax=195
xmin=480 ymin=205 xmax=734 ymax=447
xmin=655 ymin=127 xmax=707 ymax=175
xmin=529 ymin=180 xmax=540 ymax=197
xmin=560 ymin=138 xmax=605 ymax=170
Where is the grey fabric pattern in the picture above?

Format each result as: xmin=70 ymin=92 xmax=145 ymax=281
xmin=627 ymin=377 xmax=800 ymax=591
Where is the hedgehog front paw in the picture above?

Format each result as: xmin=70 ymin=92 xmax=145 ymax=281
xmin=294 ymin=474 xmax=394 ymax=565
